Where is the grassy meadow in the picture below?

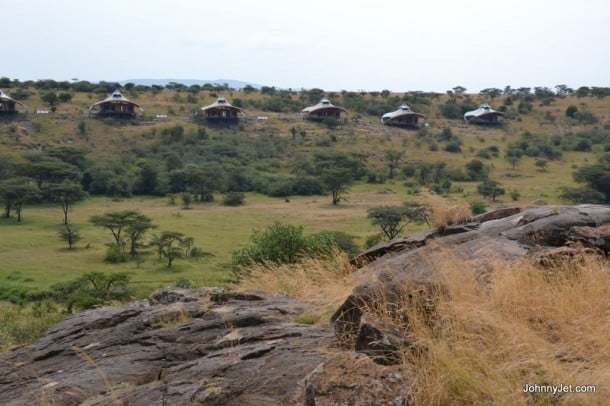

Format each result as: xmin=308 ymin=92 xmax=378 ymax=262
xmin=0 ymin=185 xmax=411 ymax=297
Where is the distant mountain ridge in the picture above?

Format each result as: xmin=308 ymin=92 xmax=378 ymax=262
xmin=119 ymin=78 xmax=264 ymax=89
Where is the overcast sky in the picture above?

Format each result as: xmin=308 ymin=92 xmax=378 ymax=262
xmin=3 ymin=0 xmax=609 ymax=92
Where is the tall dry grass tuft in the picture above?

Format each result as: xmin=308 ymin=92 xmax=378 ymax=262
xmin=391 ymin=251 xmax=610 ymax=405
xmin=236 ymin=249 xmax=356 ymax=325
xmin=424 ymin=194 xmax=472 ymax=228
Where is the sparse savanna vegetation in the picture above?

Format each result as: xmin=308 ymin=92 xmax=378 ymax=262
xmin=1 ymin=79 xmax=610 ymax=403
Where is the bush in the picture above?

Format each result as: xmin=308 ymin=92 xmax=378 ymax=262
xmin=232 ymin=222 xmax=336 ymax=269
xmin=574 ymin=110 xmax=599 ymax=125
xmin=223 ymin=192 xmax=245 ymax=206
xmin=0 ymin=302 xmax=65 ymax=352
xmin=49 ymin=272 xmax=132 ymax=313
xmin=322 ymin=117 xmax=339 ymax=129
xmin=565 ymin=105 xmax=578 ymax=118
xmin=313 ymin=231 xmax=360 ymax=258
xmin=175 ymin=278 xmax=193 ymax=288
xmin=365 ymin=233 xmax=385 ymax=249
xmin=105 ymin=244 xmax=127 ymax=263
xmin=560 ymin=186 xmax=606 ymax=204
xmin=445 ymin=140 xmax=462 ymax=153
xmin=291 ymin=176 xmax=324 ymax=195
xmin=0 ymin=283 xmax=34 ymax=305
xmin=470 ymin=201 xmax=487 ymax=215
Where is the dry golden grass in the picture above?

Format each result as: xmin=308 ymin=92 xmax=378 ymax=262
xmin=389 ymin=252 xmax=610 ymax=405
xmin=236 ymin=249 xmax=356 ymax=325
xmin=246 ymin=246 xmax=609 ymax=404
xmin=424 ymin=193 xmax=473 ymax=228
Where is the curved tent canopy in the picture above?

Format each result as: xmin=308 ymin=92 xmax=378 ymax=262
xmin=88 ymin=90 xmax=141 ymax=118
xmin=464 ymin=103 xmax=504 ymax=124
xmin=301 ymin=98 xmax=346 ymax=120
xmin=0 ymin=89 xmax=23 ymax=114
xmin=381 ymin=104 xmax=425 ymax=127
xmin=200 ymin=97 xmax=246 ymax=122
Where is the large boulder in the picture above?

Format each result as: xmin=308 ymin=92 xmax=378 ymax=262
xmin=332 ymin=205 xmax=610 ymax=364
xmin=0 ymin=288 xmax=333 ymax=405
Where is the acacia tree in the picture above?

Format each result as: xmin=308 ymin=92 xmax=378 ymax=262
xmin=22 ymin=156 xmax=81 ymax=189
xmin=320 ymin=168 xmax=353 ymax=205
xmin=58 ymin=223 xmax=81 ymax=249
xmin=0 ymin=177 xmax=39 ymax=221
xmin=384 ymin=149 xmax=404 ymax=179
xmin=505 ymin=149 xmax=522 ymax=170
xmin=45 ymin=182 xmax=87 ymax=225
xmin=368 ymin=202 xmax=429 ymax=240
xmin=477 ymin=180 xmax=505 ymax=202
xmin=125 ymin=214 xmax=155 ymax=258
xmin=151 ymin=231 xmax=192 ymax=267
xmin=90 ymin=210 xmax=153 ymax=256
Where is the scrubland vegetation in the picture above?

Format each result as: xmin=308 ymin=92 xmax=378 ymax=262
xmin=1 ymin=78 xmax=610 ymax=360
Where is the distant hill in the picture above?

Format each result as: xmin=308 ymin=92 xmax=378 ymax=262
xmin=119 ymin=78 xmax=265 ymax=89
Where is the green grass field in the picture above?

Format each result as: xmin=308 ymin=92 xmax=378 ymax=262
xmin=0 ymin=185 xmax=416 ymax=297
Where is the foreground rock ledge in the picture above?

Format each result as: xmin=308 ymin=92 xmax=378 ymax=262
xmin=0 ymin=289 xmax=339 ymax=405
xmin=1 ymin=205 xmax=609 ymax=405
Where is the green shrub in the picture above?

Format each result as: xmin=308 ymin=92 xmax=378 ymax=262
xmin=322 ymin=117 xmax=339 ymax=129
xmin=574 ymin=110 xmax=599 ymax=125
xmin=223 ymin=192 xmax=245 ymax=206
xmin=565 ymin=105 xmax=578 ymax=118
xmin=313 ymin=231 xmax=360 ymax=258
xmin=445 ymin=140 xmax=462 ymax=153
xmin=232 ymin=222 xmax=336 ymax=269
xmin=49 ymin=272 xmax=132 ymax=313
xmin=105 ymin=244 xmax=127 ymax=263
xmin=189 ymin=247 xmax=214 ymax=259
xmin=470 ymin=201 xmax=487 ymax=215
xmin=175 ymin=278 xmax=193 ymax=288
xmin=0 ymin=302 xmax=65 ymax=352
xmin=365 ymin=233 xmax=384 ymax=249
xmin=0 ymin=283 xmax=34 ymax=305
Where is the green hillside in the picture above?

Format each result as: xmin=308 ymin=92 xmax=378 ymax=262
xmin=1 ymin=80 xmax=609 ymax=301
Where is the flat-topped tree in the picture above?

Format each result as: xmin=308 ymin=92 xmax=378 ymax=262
xmin=0 ymin=177 xmax=38 ymax=221
xmin=151 ymin=231 xmax=193 ymax=267
xmin=90 ymin=211 xmax=153 ymax=257
xmin=45 ymin=182 xmax=87 ymax=225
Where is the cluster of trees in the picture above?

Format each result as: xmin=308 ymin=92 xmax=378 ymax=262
xmin=89 ymin=210 xmax=200 ymax=267
xmin=0 ymin=147 xmax=87 ymax=223
xmin=561 ymin=155 xmax=610 ymax=204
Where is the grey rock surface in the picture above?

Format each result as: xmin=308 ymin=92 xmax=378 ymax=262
xmin=333 ymin=205 xmax=610 ymax=363
xmin=0 ymin=289 xmax=332 ymax=405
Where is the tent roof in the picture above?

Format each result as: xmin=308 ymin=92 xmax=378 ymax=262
xmin=0 ymin=89 xmax=23 ymax=105
xmin=89 ymin=90 xmax=140 ymax=109
xmin=464 ymin=103 xmax=504 ymax=120
xmin=200 ymin=97 xmax=244 ymax=113
xmin=301 ymin=98 xmax=346 ymax=114
xmin=382 ymin=104 xmax=425 ymax=120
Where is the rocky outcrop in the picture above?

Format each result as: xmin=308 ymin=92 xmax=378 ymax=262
xmin=0 ymin=289 xmax=334 ymax=405
xmin=1 ymin=205 xmax=609 ymax=404
xmin=332 ymin=205 xmax=610 ymax=364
